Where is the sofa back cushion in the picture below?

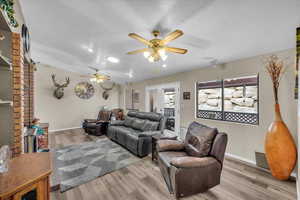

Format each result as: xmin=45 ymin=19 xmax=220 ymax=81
xmin=184 ymin=121 xmax=218 ymax=157
xmin=124 ymin=116 xmax=135 ymax=127
xmin=126 ymin=111 xmax=163 ymax=131
xmin=131 ymin=118 xmax=146 ymax=131
xmin=142 ymin=120 xmax=159 ymax=131
xmin=128 ymin=111 xmax=162 ymax=122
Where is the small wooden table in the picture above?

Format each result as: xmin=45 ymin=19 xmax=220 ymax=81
xmin=0 ymin=152 xmax=52 ymax=200
xmin=152 ymin=131 xmax=177 ymax=162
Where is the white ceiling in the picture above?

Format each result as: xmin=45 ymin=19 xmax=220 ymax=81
xmin=20 ymin=0 xmax=300 ymax=83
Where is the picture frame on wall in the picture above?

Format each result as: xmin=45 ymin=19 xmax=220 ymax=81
xmin=132 ymin=90 xmax=140 ymax=103
xmin=183 ymin=92 xmax=191 ymax=100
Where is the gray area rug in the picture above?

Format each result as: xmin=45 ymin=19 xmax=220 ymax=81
xmin=53 ymin=138 xmax=140 ymax=192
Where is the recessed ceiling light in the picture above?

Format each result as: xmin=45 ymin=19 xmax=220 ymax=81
xmin=162 ymin=64 xmax=167 ymax=68
xmin=87 ymin=48 xmax=93 ymax=53
xmin=107 ymin=57 xmax=119 ymax=63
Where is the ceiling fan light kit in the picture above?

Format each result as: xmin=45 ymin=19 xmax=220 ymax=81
xmin=127 ymin=29 xmax=187 ymax=62
xmin=90 ymin=77 xmax=104 ymax=83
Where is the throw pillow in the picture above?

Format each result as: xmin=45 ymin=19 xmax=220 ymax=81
xmin=142 ymin=120 xmax=159 ymax=131
xmin=131 ymin=118 xmax=146 ymax=131
xmin=184 ymin=122 xmax=218 ymax=157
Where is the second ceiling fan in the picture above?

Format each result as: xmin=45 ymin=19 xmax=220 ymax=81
xmin=81 ymin=67 xmax=110 ymax=83
xmin=127 ymin=29 xmax=188 ymax=62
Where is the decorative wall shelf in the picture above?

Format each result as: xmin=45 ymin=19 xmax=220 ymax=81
xmin=0 ymin=54 xmax=11 ymax=69
xmin=0 ymin=100 xmax=12 ymax=106
xmin=0 ymin=9 xmax=13 ymax=150
xmin=0 ymin=9 xmax=12 ymax=32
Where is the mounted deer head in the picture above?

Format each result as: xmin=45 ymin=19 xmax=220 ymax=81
xmin=99 ymin=82 xmax=115 ymax=100
xmin=51 ymin=74 xmax=70 ymax=99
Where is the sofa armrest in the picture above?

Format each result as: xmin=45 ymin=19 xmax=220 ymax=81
xmin=170 ymin=156 xmax=220 ymax=168
xmin=157 ymin=140 xmax=184 ymax=152
xmin=139 ymin=131 xmax=161 ymax=137
xmin=110 ymin=120 xmax=124 ymax=126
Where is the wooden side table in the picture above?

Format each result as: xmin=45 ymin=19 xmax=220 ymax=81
xmin=0 ymin=152 xmax=52 ymax=200
xmin=152 ymin=132 xmax=177 ymax=162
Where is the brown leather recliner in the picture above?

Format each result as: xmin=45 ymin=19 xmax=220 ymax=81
xmin=82 ymin=110 xmax=112 ymax=135
xmin=157 ymin=121 xmax=228 ymax=199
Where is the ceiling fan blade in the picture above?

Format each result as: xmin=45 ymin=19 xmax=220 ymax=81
xmin=88 ymin=66 xmax=99 ymax=72
xmin=165 ymin=47 xmax=188 ymax=54
xmin=128 ymin=33 xmax=152 ymax=46
xmin=127 ymin=48 xmax=149 ymax=55
xmin=161 ymin=30 xmax=184 ymax=45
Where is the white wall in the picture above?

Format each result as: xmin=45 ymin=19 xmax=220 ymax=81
xmin=34 ymin=64 xmax=120 ymax=131
xmin=125 ymin=48 xmax=297 ymax=164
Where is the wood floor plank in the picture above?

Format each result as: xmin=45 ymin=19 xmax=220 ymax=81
xmin=50 ymin=129 xmax=297 ymax=200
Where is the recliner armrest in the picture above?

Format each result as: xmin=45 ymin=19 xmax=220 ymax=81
xmin=170 ymin=156 xmax=220 ymax=168
xmin=157 ymin=140 xmax=184 ymax=152
xmin=139 ymin=131 xmax=161 ymax=137
xmin=110 ymin=120 xmax=124 ymax=126
xmin=84 ymin=119 xmax=97 ymax=123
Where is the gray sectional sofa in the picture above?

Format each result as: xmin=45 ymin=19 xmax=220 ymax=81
xmin=107 ymin=111 xmax=165 ymax=157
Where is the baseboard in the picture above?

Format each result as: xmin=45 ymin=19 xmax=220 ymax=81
xmin=225 ymin=153 xmax=256 ymax=165
xmin=49 ymin=126 xmax=82 ymax=133
xmin=225 ymin=153 xmax=297 ymax=178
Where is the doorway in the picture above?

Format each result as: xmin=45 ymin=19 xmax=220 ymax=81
xmin=145 ymin=82 xmax=180 ymax=136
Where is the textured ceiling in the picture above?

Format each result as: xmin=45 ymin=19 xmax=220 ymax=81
xmin=20 ymin=0 xmax=300 ymax=83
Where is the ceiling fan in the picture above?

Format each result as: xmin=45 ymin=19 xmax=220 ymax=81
xmin=81 ymin=67 xmax=110 ymax=83
xmin=127 ymin=29 xmax=188 ymax=62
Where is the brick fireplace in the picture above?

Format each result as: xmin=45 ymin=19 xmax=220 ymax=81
xmin=11 ymin=32 xmax=34 ymax=157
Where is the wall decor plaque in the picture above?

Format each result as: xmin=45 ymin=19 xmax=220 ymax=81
xmin=74 ymin=82 xmax=95 ymax=99
xmin=183 ymin=92 xmax=190 ymax=100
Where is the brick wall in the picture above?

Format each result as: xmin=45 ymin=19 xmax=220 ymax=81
xmin=12 ymin=33 xmax=24 ymax=157
xmin=24 ymin=62 xmax=34 ymax=126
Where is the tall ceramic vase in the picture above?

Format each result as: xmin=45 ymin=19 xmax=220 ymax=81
xmin=265 ymin=55 xmax=297 ymax=181
xmin=265 ymin=104 xmax=297 ymax=180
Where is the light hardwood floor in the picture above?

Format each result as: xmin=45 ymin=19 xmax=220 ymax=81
xmin=49 ymin=129 xmax=297 ymax=200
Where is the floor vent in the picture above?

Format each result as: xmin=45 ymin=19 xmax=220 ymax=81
xmin=255 ymin=152 xmax=269 ymax=170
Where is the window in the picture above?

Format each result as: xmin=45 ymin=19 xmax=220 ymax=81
xmin=196 ymin=75 xmax=259 ymax=125
xmin=197 ymin=80 xmax=223 ymax=120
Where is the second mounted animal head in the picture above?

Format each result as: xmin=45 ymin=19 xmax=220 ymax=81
xmin=99 ymin=82 xmax=116 ymax=100
xmin=51 ymin=74 xmax=70 ymax=99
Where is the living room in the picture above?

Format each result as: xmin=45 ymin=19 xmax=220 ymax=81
xmin=0 ymin=1 xmax=299 ymax=200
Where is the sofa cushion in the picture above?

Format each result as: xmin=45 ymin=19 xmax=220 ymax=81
xmin=142 ymin=120 xmax=159 ymax=131
xmin=124 ymin=116 xmax=135 ymax=127
xmin=136 ymin=112 xmax=162 ymax=121
xmin=131 ymin=118 xmax=146 ymax=131
xmin=127 ymin=111 xmax=139 ymax=118
xmin=184 ymin=121 xmax=218 ymax=157
xmin=159 ymin=151 xmax=188 ymax=168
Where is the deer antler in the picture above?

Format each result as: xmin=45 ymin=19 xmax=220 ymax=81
xmin=100 ymin=82 xmax=115 ymax=91
xmin=51 ymin=74 xmax=60 ymax=88
xmin=62 ymin=77 xmax=70 ymax=88
xmin=51 ymin=74 xmax=70 ymax=88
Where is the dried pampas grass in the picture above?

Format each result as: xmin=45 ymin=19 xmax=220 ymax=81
xmin=264 ymin=55 xmax=286 ymax=104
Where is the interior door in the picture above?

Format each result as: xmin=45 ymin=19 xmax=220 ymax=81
xmin=145 ymin=83 xmax=180 ymax=137
xmin=156 ymin=88 xmax=165 ymax=115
